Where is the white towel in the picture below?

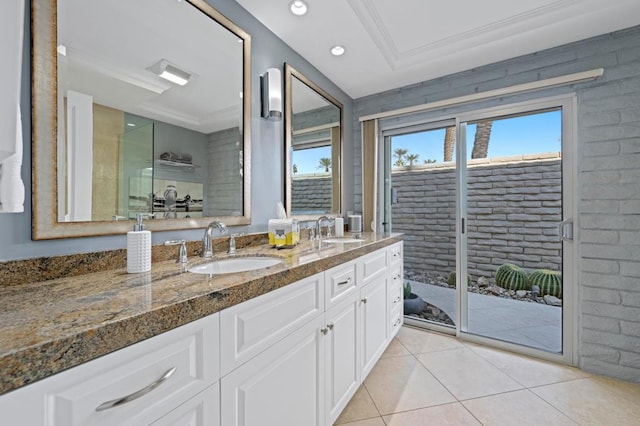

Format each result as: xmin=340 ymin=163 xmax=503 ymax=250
xmin=0 ymin=0 xmax=25 ymax=213
xmin=0 ymin=106 xmax=25 ymax=213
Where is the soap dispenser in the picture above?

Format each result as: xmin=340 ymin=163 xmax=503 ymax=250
xmin=127 ymin=214 xmax=151 ymax=273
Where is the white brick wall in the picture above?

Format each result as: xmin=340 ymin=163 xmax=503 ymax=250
xmin=354 ymin=26 xmax=640 ymax=382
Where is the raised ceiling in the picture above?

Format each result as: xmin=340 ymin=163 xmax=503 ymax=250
xmin=236 ymin=0 xmax=640 ymax=99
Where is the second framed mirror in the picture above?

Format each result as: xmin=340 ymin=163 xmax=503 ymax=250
xmin=284 ymin=64 xmax=343 ymax=220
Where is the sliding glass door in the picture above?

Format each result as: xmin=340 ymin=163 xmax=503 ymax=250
xmin=382 ymin=96 xmax=576 ymax=360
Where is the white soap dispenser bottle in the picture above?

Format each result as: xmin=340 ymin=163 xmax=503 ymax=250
xmin=127 ymin=214 xmax=151 ymax=273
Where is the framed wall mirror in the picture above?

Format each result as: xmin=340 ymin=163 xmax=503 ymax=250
xmin=31 ymin=0 xmax=252 ymax=239
xmin=284 ymin=64 xmax=343 ymax=220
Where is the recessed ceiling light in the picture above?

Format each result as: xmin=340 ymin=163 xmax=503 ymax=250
xmin=330 ymin=45 xmax=346 ymax=56
xmin=289 ymin=0 xmax=308 ymax=16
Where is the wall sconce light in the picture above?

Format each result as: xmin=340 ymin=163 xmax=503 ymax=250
xmin=147 ymin=59 xmax=191 ymax=86
xmin=261 ymin=67 xmax=282 ymax=120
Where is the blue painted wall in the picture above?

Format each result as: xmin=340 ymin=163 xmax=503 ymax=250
xmin=0 ymin=0 xmax=354 ymax=260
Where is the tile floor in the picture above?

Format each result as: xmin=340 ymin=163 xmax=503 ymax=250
xmin=334 ymin=326 xmax=640 ymax=425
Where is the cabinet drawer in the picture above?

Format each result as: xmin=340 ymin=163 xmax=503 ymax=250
xmin=46 ymin=314 xmax=219 ymax=426
xmin=221 ymin=272 xmax=324 ymax=376
xmin=325 ymin=260 xmax=358 ymax=309
xmin=361 ymin=249 xmax=387 ymax=285
xmin=390 ymin=307 xmax=403 ymax=338
xmin=390 ymin=265 xmax=403 ymax=292
xmin=390 ymin=279 xmax=403 ymax=312
xmin=389 ymin=242 xmax=403 ymax=266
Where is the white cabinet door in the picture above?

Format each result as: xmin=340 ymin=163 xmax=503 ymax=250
xmin=360 ymin=274 xmax=389 ymax=379
xmin=151 ymin=383 xmax=220 ymax=426
xmin=220 ymin=272 xmax=324 ymax=376
xmin=221 ymin=315 xmax=326 ymax=426
xmin=324 ymin=297 xmax=360 ymax=425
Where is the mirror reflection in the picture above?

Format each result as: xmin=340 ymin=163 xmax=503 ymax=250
xmin=57 ymin=0 xmax=243 ymax=222
xmin=31 ymin=0 xmax=251 ymax=239
xmin=285 ymin=64 xmax=342 ymax=218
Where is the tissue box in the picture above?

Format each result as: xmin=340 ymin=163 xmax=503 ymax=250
xmin=268 ymin=219 xmax=299 ymax=248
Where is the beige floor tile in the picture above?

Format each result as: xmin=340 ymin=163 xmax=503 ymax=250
xmin=531 ymin=376 xmax=640 ymax=425
xmin=416 ymin=347 xmax=523 ymax=400
xmin=380 ymin=338 xmax=411 ymax=358
xmin=334 ymin=385 xmax=380 ymax=425
xmin=468 ymin=344 xmax=590 ymax=387
xmin=396 ymin=326 xmax=464 ymax=355
xmin=333 ymin=417 xmax=385 ymax=426
xmin=364 ymin=355 xmax=456 ymax=415
xmin=383 ymin=403 xmax=481 ymax=426
xmin=462 ymin=389 xmax=576 ymax=425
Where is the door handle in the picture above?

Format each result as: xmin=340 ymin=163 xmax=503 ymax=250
xmin=558 ymin=220 xmax=573 ymax=241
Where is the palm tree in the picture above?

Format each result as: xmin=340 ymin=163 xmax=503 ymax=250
xmin=406 ymin=153 xmax=420 ymax=167
xmin=318 ymin=157 xmax=331 ymax=172
xmin=443 ymin=126 xmax=455 ymax=162
xmin=424 ymin=158 xmax=436 ymax=164
xmin=471 ymin=121 xmax=493 ymax=159
xmin=393 ymin=148 xmax=408 ymax=167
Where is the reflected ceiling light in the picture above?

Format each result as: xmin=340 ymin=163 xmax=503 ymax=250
xmin=289 ymin=0 xmax=308 ymax=16
xmin=330 ymin=45 xmax=346 ymax=56
xmin=147 ymin=59 xmax=191 ymax=86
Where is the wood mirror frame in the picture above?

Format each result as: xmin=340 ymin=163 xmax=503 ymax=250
xmin=31 ymin=0 xmax=252 ymax=239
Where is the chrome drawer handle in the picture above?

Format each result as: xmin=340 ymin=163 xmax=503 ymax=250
xmin=361 ymin=298 xmax=367 ymax=304
xmin=393 ymin=296 xmax=400 ymax=304
xmin=393 ymin=318 xmax=401 ymax=327
xmin=95 ymin=366 xmax=177 ymax=412
xmin=394 ymin=274 xmax=401 ymax=281
xmin=321 ymin=327 xmax=329 ymax=335
xmin=327 ymin=323 xmax=334 ymax=330
xmin=338 ymin=277 xmax=352 ymax=286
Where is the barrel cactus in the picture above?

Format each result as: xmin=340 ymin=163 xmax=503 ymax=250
xmin=447 ymin=272 xmax=471 ymax=287
xmin=495 ymin=264 xmax=529 ymax=291
xmin=528 ymin=269 xmax=562 ymax=298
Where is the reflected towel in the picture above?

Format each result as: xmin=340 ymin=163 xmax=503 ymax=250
xmin=160 ymin=151 xmax=193 ymax=164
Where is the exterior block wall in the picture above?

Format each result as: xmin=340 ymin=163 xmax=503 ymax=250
xmin=395 ymin=158 xmax=562 ymax=283
xmin=291 ymin=176 xmax=332 ymax=213
xmin=354 ymin=26 xmax=640 ymax=382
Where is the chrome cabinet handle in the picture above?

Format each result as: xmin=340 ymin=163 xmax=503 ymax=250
xmin=321 ymin=328 xmax=328 ymax=335
xmin=394 ymin=274 xmax=401 ymax=281
xmin=393 ymin=296 xmax=400 ymax=304
xmin=337 ymin=277 xmax=352 ymax=286
xmin=95 ymin=367 xmax=177 ymax=412
xmin=393 ymin=318 xmax=401 ymax=327
xmin=361 ymin=298 xmax=367 ymax=304
xmin=327 ymin=323 xmax=334 ymax=330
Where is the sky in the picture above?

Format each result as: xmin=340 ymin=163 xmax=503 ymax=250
xmin=292 ymin=146 xmax=332 ymax=175
xmin=391 ymin=110 xmax=562 ymax=164
xmin=291 ymin=110 xmax=562 ymax=174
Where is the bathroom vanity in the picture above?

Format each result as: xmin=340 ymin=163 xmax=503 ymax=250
xmin=0 ymin=233 xmax=402 ymax=425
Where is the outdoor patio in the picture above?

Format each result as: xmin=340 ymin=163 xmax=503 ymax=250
xmin=407 ymin=280 xmax=562 ymax=353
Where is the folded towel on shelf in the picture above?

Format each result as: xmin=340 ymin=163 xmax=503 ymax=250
xmin=160 ymin=151 xmax=193 ymax=164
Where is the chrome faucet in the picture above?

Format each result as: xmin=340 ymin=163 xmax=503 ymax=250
xmin=202 ymin=221 xmax=228 ymax=258
xmin=315 ymin=216 xmax=333 ymax=240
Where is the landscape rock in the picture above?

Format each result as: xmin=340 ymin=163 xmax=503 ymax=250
xmin=544 ymin=295 xmax=562 ymax=306
xmin=516 ymin=290 xmax=527 ymax=297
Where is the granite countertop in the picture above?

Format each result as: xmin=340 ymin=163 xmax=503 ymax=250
xmin=0 ymin=232 xmax=402 ymax=395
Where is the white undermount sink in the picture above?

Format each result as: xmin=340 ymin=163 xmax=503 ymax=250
xmin=188 ymin=256 xmax=282 ymax=275
xmin=322 ymin=237 xmax=364 ymax=244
